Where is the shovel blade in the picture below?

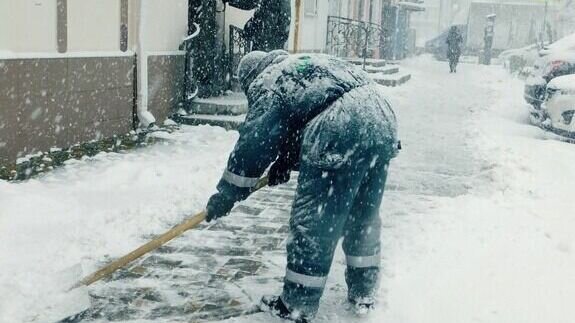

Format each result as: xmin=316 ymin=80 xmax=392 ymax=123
xmin=26 ymin=264 xmax=91 ymax=323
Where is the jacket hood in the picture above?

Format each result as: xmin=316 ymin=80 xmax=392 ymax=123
xmin=239 ymin=50 xmax=289 ymax=93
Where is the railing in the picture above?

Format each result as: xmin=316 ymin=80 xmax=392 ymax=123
xmin=326 ymin=16 xmax=387 ymax=59
xmin=229 ymin=25 xmax=252 ymax=81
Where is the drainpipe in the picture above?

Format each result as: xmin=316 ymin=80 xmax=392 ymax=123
xmin=136 ymin=0 xmax=156 ymax=128
xmin=293 ymin=0 xmax=302 ymax=53
xmin=363 ymin=0 xmax=374 ymax=68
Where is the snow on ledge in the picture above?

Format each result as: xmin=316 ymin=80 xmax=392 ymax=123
xmin=0 ymin=50 xmax=135 ymax=60
xmin=146 ymin=50 xmax=186 ymax=57
xmin=193 ymin=92 xmax=248 ymax=106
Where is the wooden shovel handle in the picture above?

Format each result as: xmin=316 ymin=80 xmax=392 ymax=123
xmin=76 ymin=176 xmax=269 ymax=288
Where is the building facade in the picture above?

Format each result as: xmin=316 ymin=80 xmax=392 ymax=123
xmin=1 ymin=0 xmax=188 ymax=163
xmin=1 ymin=0 xmax=418 ymax=164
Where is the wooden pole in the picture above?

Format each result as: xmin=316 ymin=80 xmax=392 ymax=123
xmin=74 ymin=177 xmax=269 ymax=289
xmin=293 ymin=0 xmax=302 ymax=53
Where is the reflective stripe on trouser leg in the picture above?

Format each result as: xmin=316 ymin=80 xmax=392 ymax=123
xmin=285 ymin=269 xmax=328 ymax=288
xmin=346 ymin=253 xmax=381 ymax=268
xmin=345 ymin=254 xmax=381 ymax=300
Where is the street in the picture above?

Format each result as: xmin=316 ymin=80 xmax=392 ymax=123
xmin=1 ymin=56 xmax=574 ymax=323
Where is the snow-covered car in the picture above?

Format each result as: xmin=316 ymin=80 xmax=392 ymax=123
xmin=524 ymin=33 xmax=575 ymax=110
xmin=499 ymin=43 xmax=540 ymax=74
xmin=540 ymin=74 xmax=575 ymax=136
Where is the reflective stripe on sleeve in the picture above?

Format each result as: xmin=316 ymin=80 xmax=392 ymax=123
xmin=346 ymin=253 xmax=381 ymax=268
xmin=222 ymin=169 xmax=260 ymax=188
xmin=285 ymin=269 xmax=328 ymax=289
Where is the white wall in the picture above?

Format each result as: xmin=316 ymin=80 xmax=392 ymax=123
xmin=224 ymin=6 xmax=254 ymax=47
xmin=137 ymin=0 xmax=188 ymax=53
xmin=411 ymin=4 xmax=442 ymax=46
xmin=67 ymin=0 xmax=120 ymax=52
xmin=298 ymin=0 xmax=330 ymax=52
xmin=0 ymin=0 xmax=187 ymax=55
xmin=0 ymin=0 xmax=58 ymax=53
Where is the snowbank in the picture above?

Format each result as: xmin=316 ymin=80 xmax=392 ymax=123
xmin=377 ymin=58 xmax=575 ymax=323
xmin=0 ymin=125 xmax=237 ymax=322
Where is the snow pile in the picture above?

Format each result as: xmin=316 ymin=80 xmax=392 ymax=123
xmin=376 ymin=58 xmax=575 ymax=323
xmin=0 ymin=125 xmax=238 ymax=323
xmin=546 ymin=32 xmax=575 ymax=52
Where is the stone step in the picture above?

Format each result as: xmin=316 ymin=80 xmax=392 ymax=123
xmin=347 ymin=58 xmax=387 ymax=67
xmin=365 ymin=65 xmax=400 ymax=75
xmin=189 ymin=92 xmax=248 ymax=116
xmin=372 ymin=72 xmax=412 ymax=87
xmin=173 ymin=114 xmax=246 ymax=131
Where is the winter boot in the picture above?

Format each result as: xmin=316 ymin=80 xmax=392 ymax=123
xmin=348 ymin=296 xmax=376 ymax=316
xmin=260 ymin=295 xmax=310 ymax=323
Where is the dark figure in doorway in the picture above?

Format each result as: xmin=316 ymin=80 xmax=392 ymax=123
xmin=224 ymin=0 xmax=291 ymax=51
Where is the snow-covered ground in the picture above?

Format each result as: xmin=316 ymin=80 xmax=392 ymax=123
xmin=0 ymin=127 xmax=239 ymax=322
xmin=223 ymin=57 xmax=575 ymax=323
xmin=372 ymin=58 xmax=575 ymax=323
xmin=1 ymin=56 xmax=574 ymax=323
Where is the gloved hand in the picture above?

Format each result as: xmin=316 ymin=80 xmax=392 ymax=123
xmin=206 ymin=193 xmax=236 ymax=222
xmin=268 ymin=161 xmax=291 ymax=186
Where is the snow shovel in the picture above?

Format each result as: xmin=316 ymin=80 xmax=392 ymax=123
xmin=54 ymin=176 xmax=269 ymax=322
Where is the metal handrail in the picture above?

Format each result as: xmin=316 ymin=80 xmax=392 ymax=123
xmin=326 ymin=15 xmax=386 ymax=60
xmin=229 ymin=25 xmax=252 ymax=85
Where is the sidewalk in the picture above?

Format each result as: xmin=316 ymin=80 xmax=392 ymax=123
xmin=5 ymin=57 xmax=574 ymax=323
xmin=83 ymin=179 xmax=298 ymax=322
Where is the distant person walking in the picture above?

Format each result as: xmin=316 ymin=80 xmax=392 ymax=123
xmin=446 ymin=26 xmax=463 ymax=73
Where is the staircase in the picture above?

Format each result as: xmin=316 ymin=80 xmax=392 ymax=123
xmin=347 ymin=58 xmax=412 ymax=87
xmin=172 ymin=92 xmax=247 ymax=130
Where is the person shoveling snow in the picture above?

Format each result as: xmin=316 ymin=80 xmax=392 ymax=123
xmin=206 ymin=50 xmax=399 ymax=322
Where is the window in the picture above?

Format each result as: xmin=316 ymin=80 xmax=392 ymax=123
xmin=305 ymin=0 xmax=318 ymax=16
